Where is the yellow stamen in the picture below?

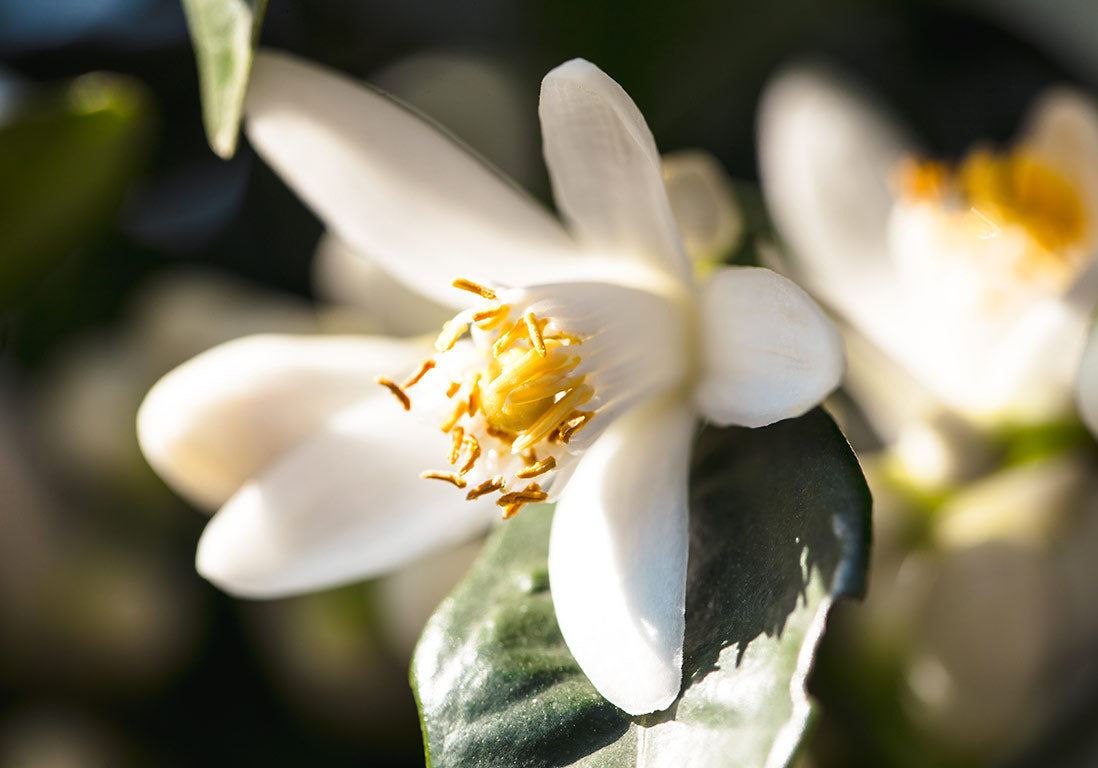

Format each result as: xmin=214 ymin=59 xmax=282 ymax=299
xmin=448 ymin=426 xmax=465 ymax=465
xmin=420 ymin=470 xmax=467 ymax=489
xmin=524 ymin=311 xmax=547 ymax=357
xmin=473 ymin=305 xmax=511 ymax=330
xmin=512 ymin=384 xmax=594 ymax=453
xmin=497 ymin=483 xmax=547 ymax=507
xmin=486 ymin=425 xmax=516 ymax=445
xmin=492 ymin=320 xmax=524 ymax=357
xmin=452 ymin=278 xmax=497 ymax=301
xmin=467 ymin=373 xmax=482 ymax=417
xmin=459 ymin=435 xmax=481 ymax=476
xmin=441 ymin=399 xmax=468 ymax=433
xmin=402 ymin=359 xmax=436 ymax=389
xmin=434 ymin=319 xmax=468 ymax=353
xmin=516 ymin=456 xmax=556 ymax=479
xmin=556 ymin=411 xmax=595 ymax=444
xmin=376 ymin=377 xmax=411 ymax=410
xmin=466 ymin=476 xmax=505 ymax=500
xmin=446 ymin=380 xmax=461 ymax=398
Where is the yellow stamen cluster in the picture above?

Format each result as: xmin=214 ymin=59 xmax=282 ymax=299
xmin=380 ymin=278 xmax=595 ymax=518
xmin=897 ymin=148 xmax=1091 ymax=291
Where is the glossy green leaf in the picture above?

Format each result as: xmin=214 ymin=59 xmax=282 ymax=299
xmin=413 ymin=407 xmax=871 ymax=768
xmin=0 ymin=74 xmax=150 ymax=310
xmin=182 ymin=0 xmax=268 ymax=158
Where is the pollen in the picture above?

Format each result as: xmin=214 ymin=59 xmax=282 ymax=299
xmin=385 ymin=277 xmax=597 ymax=518
xmin=896 ymin=146 xmax=1092 ymax=292
xmin=419 ymin=470 xmax=467 ymax=489
xmin=376 ymin=377 xmax=411 ymax=410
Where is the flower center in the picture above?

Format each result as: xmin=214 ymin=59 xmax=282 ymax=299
xmin=377 ymin=279 xmax=595 ymax=519
xmin=897 ymin=147 xmax=1091 ymax=292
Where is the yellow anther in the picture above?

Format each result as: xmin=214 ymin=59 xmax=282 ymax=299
xmin=434 ymin=319 xmax=468 ymax=353
xmin=492 ymin=320 xmax=524 ymax=357
xmin=512 ymin=384 xmax=594 ymax=453
xmin=459 ymin=435 xmax=481 ymax=476
xmin=497 ymin=483 xmax=547 ymax=506
xmin=516 ymin=456 xmax=556 ymax=479
xmin=452 ymin=278 xmax=497 ymax=301
xmin=402 ymin=359 xmax=436 ymax=389
xmin=556 ymin=411 xmax=594 ymax=444
xmin=420 ymin=470 xmax=467 ymax=489
xmin=466 ymin=476 xmax=505 ymax=500
xmin=501 ymin=503 xmax=524 ymax=519
xmin=441 ymin=399 xmax=468 ymax=433
xmin=473 ymin=305 xmax=511 ymax=330
xmin=524 ymin=311 xmax=547 ymax=357
xmin=376 ymin=377 xmax=411 ymax=410
xmin=448 ymin=426 xmax=465 ymax=465
xmin=467 ymin=373 xmax=482 ymax=417
xmin=486 ymin=425 xmax=516 ymax=445
xmin=446 ymin=380 xmax=461 ymax=398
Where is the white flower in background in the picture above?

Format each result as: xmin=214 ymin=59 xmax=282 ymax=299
xmin=137 ymin=51 xmax=843 ymax=715
xmin=758 ymin=63 xmax=1098 ymax=434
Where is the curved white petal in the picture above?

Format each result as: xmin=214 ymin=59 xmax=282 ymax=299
xmin=197 ymin=397 xmax=499 ymax=598
xmin=245 ymin=50 xmax=580 ymax=307
xmin=312 ymin=233 xmax=454 ymax=336
xmin=1077 ymin=319 xmax=1098 ymax=437
xmin=661 ymin=149 xmax=743 ymax=263
xmin=695 ymin=267 xmax=844 ymax=428
xmin=757 ymin=63 xmax=912 ymax=324
xmin=1023 ymin=87 xmax=1098 ymax=229
xmin=137 ymin=334 xmax=429 ymax=510
xmin=514 ymin=278 xmax=691 ymax=452
xmin=539 ymin=59 xmax=692 ymax=284
xmin=549 ymin=396 xmax=693 ymax=715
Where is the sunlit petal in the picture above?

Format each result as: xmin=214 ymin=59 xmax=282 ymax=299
xmin=695 ymin=267 xmax=844 ymax=428
xmin=539 ymin=58 xmax=692 ymax=283
xmin=245 ymin=50 xmax=580 ymax=307
xmin=549 ymin=396 xmax=693 ymax=715
xmin=137 ymin=334 xmax=429 ymax=509
xmin=196 ymin=397 xmax=499 ymax=598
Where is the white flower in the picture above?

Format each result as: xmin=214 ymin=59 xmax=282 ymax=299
xmin=758 ymin=63 xmax=1098 ymax=431
xmin=137 ymin=51 xmax=843 ymax=715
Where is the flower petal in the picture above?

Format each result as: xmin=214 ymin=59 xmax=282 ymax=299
xmin=245 ymin=50 xmax=580 ymax=307
xmin=312 ymin=233 xmax=455 ymax=336
xmin=196 ymin=396 xmax=499 ymax=598
xmin=1077 ymin=319 xmax=1098 ymax=437
xmin=539 ymin=59 xmax=692 ymax=283
xmin=1023 ymin=87 xmax=1098 ymax=228
xmin=661 ymin=149 xmax=743 ymax=264
xmin=695 ymin=266 xmax=844 ymax=428
xmin=137 ymin=334 xmax=429 ymax=510
xmin=757 ymin=63 xmax=913 ymax=319
xmin=549 ymin=395 xmax=693 ymax=715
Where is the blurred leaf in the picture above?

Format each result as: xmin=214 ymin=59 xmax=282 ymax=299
xmin=413 ymin=407 xmax=871 ymax=767
xmin=0 ymin=73 xmax=150 ymax=311
xmin=182 ymin=0 xmax=268 ymax=158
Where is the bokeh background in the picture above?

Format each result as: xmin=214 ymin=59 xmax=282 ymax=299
xmin=2 ymin=0 xmax=1097 ymax=765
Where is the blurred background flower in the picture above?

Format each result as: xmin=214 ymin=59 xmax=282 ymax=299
xmin=4 ymin=0 xmax=1098 ymax=766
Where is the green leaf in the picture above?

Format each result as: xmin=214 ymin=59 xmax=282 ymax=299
xmin=412 ymin=407 xmax=871 ymax=767
xmin=0 ymin=73 xmax=150 ymax=310
xmin=182 ymin=0 xmax=268 ymax=158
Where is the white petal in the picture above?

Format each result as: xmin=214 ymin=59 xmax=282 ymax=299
xmin=549 ymin=396 xmax=693 ymax=715
xmin=757 ymin=63 xmax=912 ymax=322
xmin=695 ymin=266 xmax=844 ymax=428
xmin=661 ymin=149 xmax=743 ymax=263
xmin=245 ymin=50 xmax=580 ymax=307
xmin=539 ymin=59 xmax=692 ymax=283
xmin=137 ymin=334 xmax=429 ymax=510
xmin=312 ymin=233 xmax=455 ymax=336
xmin=1023 ymin=87 xmax=1098 ymax=229
xmin=1077 ymin=319 xmax=1098 ymax=437
xmin=196 ymin=397 xmax=499 ymax=598
xmin=514 ymin=279 xmax=691 ymax=451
